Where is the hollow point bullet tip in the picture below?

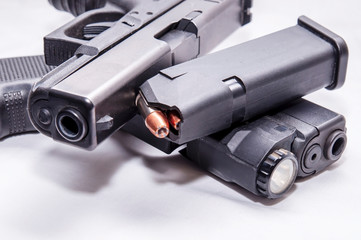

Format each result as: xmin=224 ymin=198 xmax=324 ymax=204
xmin=145 ymin=111 xmax=170 ymax=138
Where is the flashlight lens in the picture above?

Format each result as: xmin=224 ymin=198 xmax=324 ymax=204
xmin=270 ymin=158 xmax=297 ymax=194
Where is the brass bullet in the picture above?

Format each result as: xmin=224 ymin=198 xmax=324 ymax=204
xmin=168 ymin=111 xmax=181 ymax=130
xmin=136 ymin=93 xmax=170 ymax=138
xmin=145 ymin=111 xmax=170 ymax=138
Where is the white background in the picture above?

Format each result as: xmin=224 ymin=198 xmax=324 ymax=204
xmin=0 ymin=0 xmax=360 ymax=239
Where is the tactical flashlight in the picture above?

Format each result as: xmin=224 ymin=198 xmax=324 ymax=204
xmin=185 ymin=99 xmax=347 ymax=198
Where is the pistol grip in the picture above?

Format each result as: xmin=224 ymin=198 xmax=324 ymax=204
xmin=0 ymin=56 xmax=54 ymax=140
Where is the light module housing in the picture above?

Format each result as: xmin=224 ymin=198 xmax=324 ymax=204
xmin=184 ymin=99 xmax=347 ymax=198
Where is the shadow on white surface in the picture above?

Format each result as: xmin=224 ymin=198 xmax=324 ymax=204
xmin=31 ymin=129 xmax=294 ymax=205
xmin=29 ymin=126 xmax=346 ymax=207
xmin=35 ymin=148 xmax=130 ymax=193
xmin=112 ymin=131 xmax=205 ymax=185
xmin=111 ymin=131 xmax=303 ymax=206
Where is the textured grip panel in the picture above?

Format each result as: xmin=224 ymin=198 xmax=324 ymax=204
xmin=44 ymin=39 xmax=81 ymax=66
xmin=3 ymin=91 xmax=26 ymax=135
xmin=0 ymin=56 xmax=54 ymax=139
xmin=0 ymin=56 xmax=54 ymax=82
